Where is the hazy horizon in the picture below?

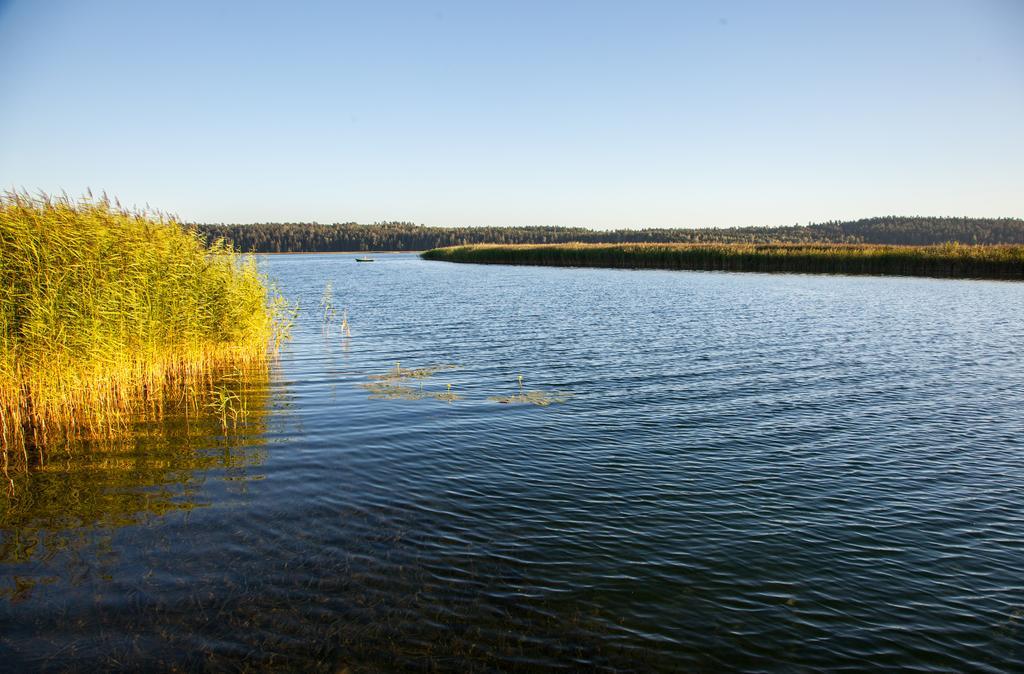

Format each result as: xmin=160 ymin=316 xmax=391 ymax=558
xmin=1 ymin=0 xmax=1022 ymax=228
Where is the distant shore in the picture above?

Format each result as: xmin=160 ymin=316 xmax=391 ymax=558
xmin=421 ymin=243 xmax=1024 ymax=281
xmin=197 ymin=216 xmax=1024 ymax=255
xmin=256 ymin=250 xmax=422 ymax=255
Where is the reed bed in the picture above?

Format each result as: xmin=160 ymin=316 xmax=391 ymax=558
xmin=422 ymin=242 xmax=1024 ymax=280
xmin=0 ymin=192 xmax=287 ymax=456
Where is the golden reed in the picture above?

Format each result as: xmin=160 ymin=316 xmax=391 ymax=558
xmin=0 ymin=192 xmax=289 ymax=458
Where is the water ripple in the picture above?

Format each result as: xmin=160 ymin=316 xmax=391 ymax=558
xmin=2 ymin=254 xmax=1023 ymax=671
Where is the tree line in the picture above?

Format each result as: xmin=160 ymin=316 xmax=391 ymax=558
xmin=192 ymin=216 xmax=1024 ymax=253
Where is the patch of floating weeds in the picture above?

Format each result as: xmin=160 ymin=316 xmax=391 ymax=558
xmin=361 ymin=366 xmax=567 ymax=405
xmin=488 ymin=376 xmax=571 ymax=406
xmin=362 ymin=362 xmax=460 ymax=402
xmin=360 ymin=381 xmax=430 ymax=401
xmin=489 ymin=390 xmax=572 ymax=406
xmin=434 ymin=383 xmax=462 ymax=403
xmin=367 ymin=361 xmax=458 ymax=381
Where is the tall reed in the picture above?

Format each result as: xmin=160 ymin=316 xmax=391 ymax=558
xmin=0 ymin=192 xmax=287 ymax=454
xmin=422 ymin=242 xmax=1024 ymax=280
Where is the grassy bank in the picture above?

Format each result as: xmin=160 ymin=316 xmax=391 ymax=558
xmin=0 ymin=193 xmax=287 ymax=455
xmin=421 ymin=243 xmax=1024 ymax=280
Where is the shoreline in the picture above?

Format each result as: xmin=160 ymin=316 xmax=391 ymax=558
xmin=254 ymin=250 xmax=424 ymax=255
xmin=421 ymin=243 xmax=1024 ymax=281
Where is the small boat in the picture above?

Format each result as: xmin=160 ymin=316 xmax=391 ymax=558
xmin=355 ymin=256 xmax=374 ymax=262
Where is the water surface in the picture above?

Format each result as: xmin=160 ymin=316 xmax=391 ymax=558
xmin=2 ymin=253 xmax=1022 ymax=671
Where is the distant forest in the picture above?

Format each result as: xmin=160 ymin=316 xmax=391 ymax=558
xmin=194 ymin=216 xmax=1024 ymax=253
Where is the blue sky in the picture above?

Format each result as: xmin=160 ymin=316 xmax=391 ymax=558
xmin=1 ymin=0 xmax=1021 ymax=227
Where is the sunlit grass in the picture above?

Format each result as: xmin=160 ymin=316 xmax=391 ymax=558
xmin=0 ymin=191 xmax=290 ymax=456
xmin=422 ymin=242 xmax=1024 ymax=279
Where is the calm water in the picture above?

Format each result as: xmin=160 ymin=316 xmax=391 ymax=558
xmin=2 ymin=253 xmax=1023 ymax=671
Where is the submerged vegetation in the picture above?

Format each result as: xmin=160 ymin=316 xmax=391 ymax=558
xmin=0 ymin=192 xmax=288 ymax=458
xmin=489 ymin=390 xmax=572 ymax=406
xmin=361 ymin=362 xmax=461 ymax=402
xmin=422 ymin=243 xmax=1024 ymax=280
xmin=368 ymin=362 xmax=457 ymax=381
xmin=361 ymin=366 xmax=569 ymax=406
xmin=489 ymin=376 xmax=572 ymax=407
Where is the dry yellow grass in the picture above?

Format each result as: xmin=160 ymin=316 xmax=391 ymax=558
xmin=0 ymin=192 xmax=289 ymax=457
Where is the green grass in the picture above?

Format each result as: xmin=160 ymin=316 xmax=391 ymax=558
xmin=0 ymin=192 xmax=289 ymax=456
xmin=422 ymin=242 xmax=1024 ymax=280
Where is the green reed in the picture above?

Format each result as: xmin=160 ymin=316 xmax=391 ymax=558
xmin=320 ymin=281 xmax=337 ymax=324
xmin=0 ymin=191 xmax=289 ymax=456
xmin=422 ymin=242 xmax=1024 ymax=280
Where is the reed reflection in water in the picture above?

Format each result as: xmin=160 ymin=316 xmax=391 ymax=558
xmin=0 ymin=367 xmax=276 ymax=601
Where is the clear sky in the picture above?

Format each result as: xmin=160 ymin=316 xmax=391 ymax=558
xmin=1 ymin=0 xmax=1021 ymax=228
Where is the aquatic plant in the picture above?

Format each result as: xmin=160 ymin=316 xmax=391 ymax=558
xmin=362 ymin=362 xmax=460 ymax=402
xmin=0 ymin=191 xmax=289 ymax=455
xmin=434 ymin=383 xmax=462 ymax=403
xmin=206 ymin=385 xmax=248 ymax=431
xmin=320 ymin=281 xmax=337 ymax=324
xmin=360 ymin=381 xmax=430 ymax=400
xmin=422 ymin=242 xmax=1024 ymax=280
xmin=367 ymin=362 xmax=458 ymax=381
xmin=488 ymin=391 xmax=572 ymax=406
xmin=488 ymin=376 xmax=571 ymax=406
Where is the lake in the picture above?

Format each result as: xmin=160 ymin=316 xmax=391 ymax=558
xmin=2 ymin=253 xmax=1022 ymax=671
